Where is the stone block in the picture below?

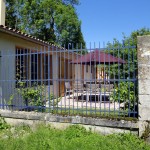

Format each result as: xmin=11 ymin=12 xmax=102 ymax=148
xmin=139 ymin=95 xmax=150 ymax=105
xmin=138 ymin=65 xmax=150 ymax=79
xmin=139 ymin=105 xmax=150 ymax=121
xmin=138 ymin=79 xmax=150 ymax=95
xmin=138 ymin=53 xmax=150 ymax=64
xmin=138 ymin=96 xmax=150 ymax=121
xmin=138 ymin=121 xmax=149 ymax=137
xmin=137 ymin=36 xmax=150 ymax=64
xmin=72 ymin=116 xmax=82 ymax=124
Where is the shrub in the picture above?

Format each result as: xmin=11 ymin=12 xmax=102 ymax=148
xmin=110 ymin=82 xmax=137 ymax=111
xmin=16 ymin=82 xmax=46 ymax=107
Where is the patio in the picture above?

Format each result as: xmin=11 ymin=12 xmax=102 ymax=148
xmin=51 ymin=94 xmax=124 ymax=110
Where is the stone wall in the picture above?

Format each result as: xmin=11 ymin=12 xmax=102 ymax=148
xmin=0 ymin=110 xmax=138 ymax=135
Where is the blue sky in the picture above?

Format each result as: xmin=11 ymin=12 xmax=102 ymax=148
xmin=76 ymin=0 xmax=150 ymax=47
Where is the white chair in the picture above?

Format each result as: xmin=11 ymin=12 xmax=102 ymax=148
xmin=73 ymin=83 xmax=86 ymax=101
xmin=65 ymin=82 xmax=73 ymax=95
xmin=100 ymin=84 xmax=114 ymax=102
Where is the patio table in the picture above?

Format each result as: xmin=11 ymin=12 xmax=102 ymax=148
xmin=85 ymin=91 xmax=112 ymax=102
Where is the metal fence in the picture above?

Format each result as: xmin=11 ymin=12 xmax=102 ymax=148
xmin=0 ymin=42 xmax=138 ymax=118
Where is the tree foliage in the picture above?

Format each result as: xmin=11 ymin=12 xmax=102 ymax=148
xmin=110 ymin=82 xmax=136 ymax=111
xmin=106 ymin=28 xmax=150 ymax=80
xmin=6 ymin=0 xmax=19 ymax=29
xmin=6 ymin=0 xmax=85 ymax=48
xmin=62 ymin=0 xmax=79 ymax=6
xmin=107 ymin=28 xmax=150 ymax=112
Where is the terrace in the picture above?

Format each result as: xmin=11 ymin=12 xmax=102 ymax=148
xmin=0 ymin=45 xmax=138 ymax=118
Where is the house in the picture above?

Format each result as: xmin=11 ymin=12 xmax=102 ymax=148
xmin=71 ymin=49 xmax=126 ymax=85
xmin=0 ymin=0 xmax=77 ymax=107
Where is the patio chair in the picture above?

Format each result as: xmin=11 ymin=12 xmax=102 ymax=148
xmin=86 ymin=84 xmax=100 ymax=93
xmin=73 ymin=83 xmax=86 ymax=101
xmin=65 ymin=82 xmax=73 ymax=95
xmin=85 ymin=84 xmax=101 ymax=101
xmin=100 ymin=84 xmax=114 ymax=101
xmin=100 ymin=84 xmax=114 ymax=92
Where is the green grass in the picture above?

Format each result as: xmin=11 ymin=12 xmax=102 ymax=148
xmin=0 ymin=124 xmax=149 ymax=150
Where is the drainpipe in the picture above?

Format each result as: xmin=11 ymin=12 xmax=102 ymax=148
xmin=0 ymin=0 xmax=6 ymax=26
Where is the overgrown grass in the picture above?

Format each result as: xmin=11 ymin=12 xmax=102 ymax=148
xmin=0 ymin=115 xmax=10 ymax=130
xmin=0 ymin=124 xmax=149 ymax=150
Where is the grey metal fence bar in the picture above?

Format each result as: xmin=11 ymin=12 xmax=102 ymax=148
xmin=0 ymin=42 xmax=138 ymax=118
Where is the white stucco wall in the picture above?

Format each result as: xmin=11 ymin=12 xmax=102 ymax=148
xmin=0 ymin=31 xmax=77 ymax=107
xmin=74 ymin=64 xmax=96 ymax=84
xmin=0 ymin=32 xmax=49 ymax=108
xmin=0 ymin=33 xmax=16 ymax=107
xmin=84 ymin=65 xmax=96 ymax=84
xmin=74 ymin=64 xmax=83 ymax=84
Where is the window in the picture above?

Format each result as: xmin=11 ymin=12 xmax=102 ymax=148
xmin=44 ymin=56 xmax=48 ymax=80
xmin=16 ymin=49 xmax=40 ymax=86
xmin=16 ymin=49 xmax=28 ymax=81
xmin=86 ymin=65 xmax=88 ymax=72
xmin=31 ymin=54 xmax=38 ymax=81
xmin=16 ymin=48 xmax=53 ymax=86
xmin=31 ymin=53 xmax=42 ymax=85
xmin=44 ymin=55 xmax=53 ymax=85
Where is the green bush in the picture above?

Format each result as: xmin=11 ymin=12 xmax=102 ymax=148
xmin=110 ymin=82 xmax=137 ymax=111
xmin=9 ymin=81 xmax=62 ymax=112
xmin=16 ymin=82 xmax=46 ymax=107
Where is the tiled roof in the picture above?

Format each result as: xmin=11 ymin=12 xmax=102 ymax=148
xmin=0 ymin=25 xmax=66 ymax=50
xmin=71 ymin=49 xmax=126 ymax=64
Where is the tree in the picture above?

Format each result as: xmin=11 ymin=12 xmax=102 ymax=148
xmin=62 ymin=0 xmax=79 ymax=6
xmin=67 ymin=25 xmax=86 ymax=50
xmin=54 ymin=3 xmax=85 ymax=48
xmin=107 ymin=28 xmax=150 ymax=113
xmin=18 ymin=0 xmax=56 ymax=43
xmin=129 ymin=27 xmax=150 ymax=46
xmin=5 ymin=0 xmax=85 ymax=47
xmin=5 ymin=0 xmax=19 ymax=29
xmin=106 ymin=28 xmax=150 ymax=80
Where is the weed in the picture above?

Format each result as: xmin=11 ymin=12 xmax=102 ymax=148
xmin=141 ymin=124 xmax=150 ymax=140
xmin=0 ymin=115 xmax=10 ymax=130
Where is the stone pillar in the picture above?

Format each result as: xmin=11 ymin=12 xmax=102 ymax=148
xmin=52 ymin=54 xmax=59 ymax=97
xmin=137 ymin=35 xmax=150 ymax=137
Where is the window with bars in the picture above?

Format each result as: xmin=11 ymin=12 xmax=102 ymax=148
xmin=31 ymin=54 xmax=38 ymax=82
xmin=16 ymin=49 xmax=28 ymax=81
xmin=44 ymin=55 xmax=53 ymax=85
xmin=86 ymin=65 xmax=88 ymax=72
xmin=16 ymin=49 xmax=53 ymax=86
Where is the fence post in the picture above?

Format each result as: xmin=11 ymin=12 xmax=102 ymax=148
xmin=137 ymin=35 xmax=150 ymax=137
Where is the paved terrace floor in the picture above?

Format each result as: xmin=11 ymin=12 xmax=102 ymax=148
xmin=55 ymin=94 xmax=123 ymax=110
